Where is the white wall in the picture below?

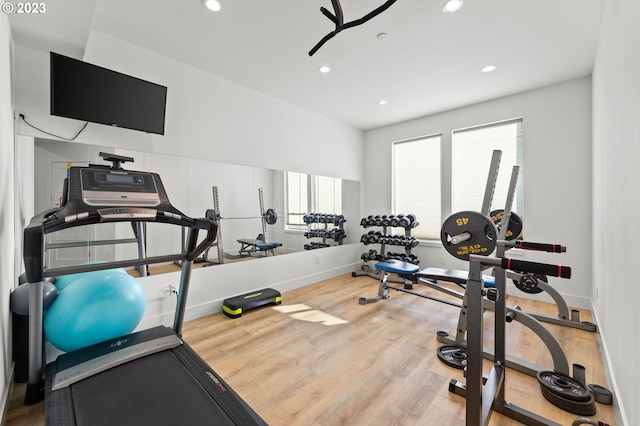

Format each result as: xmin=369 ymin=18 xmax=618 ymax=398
xmin=592 ymin=0 xmax=640 ymax=424
xmin=0 ymin=11 xmax=14 ymax=421
xmin=364 ymin=78 xmax=593 ymax=308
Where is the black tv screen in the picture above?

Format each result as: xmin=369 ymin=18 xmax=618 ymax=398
xmin=50 ymin=52 xmax=167 ymax=135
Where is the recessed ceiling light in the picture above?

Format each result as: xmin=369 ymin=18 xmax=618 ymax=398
xmin=203 ymin=0 xmax=221 ymax=12
xmin=318 ymin=65 xmax=331 ymax=73
xmin=378 ymin=100 xmax=387 ymax=105
xmin=377 ymin=33 xmax=389 ymax=40
xmin=442 ymin=0 xmax=463 ymax=13
xmin=481 ymin=65 xmax=497 ymax=73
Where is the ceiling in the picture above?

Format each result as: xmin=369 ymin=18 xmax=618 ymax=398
xmin=8 ymin=0 xmax=606 ymax=131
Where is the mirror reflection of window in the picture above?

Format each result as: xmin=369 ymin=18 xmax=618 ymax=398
xmin=286 ymin=171 xmax=308 ymax=228
xmin=285 ymin=172 xmax=342 ymax=231
xmin=314 ymin=175 xmax=342 ymax=215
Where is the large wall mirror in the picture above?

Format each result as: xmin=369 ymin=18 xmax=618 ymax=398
xmin=34 ymin=139 xmax=361 ymax=274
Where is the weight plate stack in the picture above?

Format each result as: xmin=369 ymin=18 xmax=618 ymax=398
xmin=536 ymin=371 xmax=596 ymax=416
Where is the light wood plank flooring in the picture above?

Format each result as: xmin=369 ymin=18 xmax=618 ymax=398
xmin=6 ymin=272 xmax=617 ymax=425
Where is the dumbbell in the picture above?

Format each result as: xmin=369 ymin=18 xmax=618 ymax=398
xmin=361 ymin=249 xmax=379 ymax=262
xmin=396 ymin=213 xmax=418 ymax=228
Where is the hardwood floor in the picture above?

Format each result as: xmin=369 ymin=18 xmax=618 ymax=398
xmin=6 ymin=272 xmax=617 ymax=425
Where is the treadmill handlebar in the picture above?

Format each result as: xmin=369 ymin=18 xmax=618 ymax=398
xmin=185 ymin=217 xmax=218 ymax=262
xmin=23 ymin=208 xmax=218 ymax=282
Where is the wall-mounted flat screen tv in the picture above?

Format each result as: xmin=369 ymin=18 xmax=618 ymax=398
xmin=50 ymin=52 xmax=167 ymax=135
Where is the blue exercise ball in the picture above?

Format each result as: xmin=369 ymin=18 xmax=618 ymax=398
xmin=54 ymin=263 xmax=127 ymax=291
xmin=44 ymin=269 xmax=146 ymax=353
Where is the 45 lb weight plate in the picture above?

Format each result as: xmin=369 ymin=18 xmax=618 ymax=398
xmin=441 ymin=211 xmax=497 ymax=261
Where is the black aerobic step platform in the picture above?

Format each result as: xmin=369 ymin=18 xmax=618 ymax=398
xmin=222 ymin=288 xmax=282 ymax=318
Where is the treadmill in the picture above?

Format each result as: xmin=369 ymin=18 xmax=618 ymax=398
xmin=23 ymin=153 xmax=266 ymax=425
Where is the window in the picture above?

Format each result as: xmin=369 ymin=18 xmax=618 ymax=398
xmin=452 ymin=119 xmax=523 ymax=217
xmin=286 ymin=171 xmax=308 ymax=227
xmin=314 ymin=175 xmax=342 ymax=214
xmin=285 ymin=172 xmax=342 ymax=230
xmin=392 ymin=134 xmax=442 ymax=239
xmin=392 ymin=118 xmax=523 ymax=241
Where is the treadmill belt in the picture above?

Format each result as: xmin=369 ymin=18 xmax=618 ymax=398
xmin=46 ymin=333 xmax=266 ymax=426
xmin=71 ymin=350 xmax=235 ymax=426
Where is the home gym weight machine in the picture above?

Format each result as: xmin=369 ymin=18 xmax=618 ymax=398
xmin=456 ymin=245 xmax=592 ymax=425
xmin=441 ymin=170 xmax=604 ymax=418
xmin=23 ymin=153 xmax=266 ymax=425
xmin=359 ymin=153 xmax=605 ymax=417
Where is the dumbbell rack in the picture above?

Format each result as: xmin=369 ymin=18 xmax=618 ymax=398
xmin=352 ymin=214 xmax=420 ymax=281
xmin=303 ymin=213 xmax=347 ymax=250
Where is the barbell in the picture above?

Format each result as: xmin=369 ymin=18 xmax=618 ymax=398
xmin=205 ymin=208 xmax=278 ymax=225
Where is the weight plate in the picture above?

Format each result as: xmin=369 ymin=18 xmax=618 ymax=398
xmin=436 ymin=345 xmax=467 ymax=369
xmin=441 ymin=211 xmax=497 ymax=261
xmin=536 ymin=371 xmax=592 ymax=402
xmin=539 ymin=382 xmax=596 ymax=416
xmin=489 ymin=209 xmax=523 ymax=240
xmin=588 ymin=383 xmax=613 ymax=405
xmin=265 ymin=208 xmax=278 ymax=225
xmin=512 ymin=272 xmax=547 ymax=294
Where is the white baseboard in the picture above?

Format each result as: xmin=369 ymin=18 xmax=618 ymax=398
xmin=589 ymin=302 xmax=626 ymax=426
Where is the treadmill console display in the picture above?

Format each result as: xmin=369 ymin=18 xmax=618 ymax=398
xmin=80 ymin=168 xmax=161 ymax=207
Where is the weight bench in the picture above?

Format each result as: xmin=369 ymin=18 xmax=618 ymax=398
xmin=358 ymin=260 xmax=494 ymax=307
xmin=236 ymin=239 xmax=282 ymax=257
